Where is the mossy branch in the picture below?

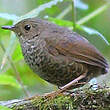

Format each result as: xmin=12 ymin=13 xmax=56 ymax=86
xmin=0 ymin=87 xmax=110 ymax=110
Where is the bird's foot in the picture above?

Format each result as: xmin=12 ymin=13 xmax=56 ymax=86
xmin=44 ymin=81 xmax=86 ymax=99
xmin=44 ymin=89 xmax=64 ymax=99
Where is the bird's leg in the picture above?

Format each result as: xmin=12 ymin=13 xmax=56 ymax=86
xmin=58 ymin=86 xmax=62 ymax=90
xmin=44 ymin=72 xmax=87 ymax=98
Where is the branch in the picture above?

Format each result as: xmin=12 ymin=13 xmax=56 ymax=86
xmin=0 ymin=87 xmax=110 ymax=110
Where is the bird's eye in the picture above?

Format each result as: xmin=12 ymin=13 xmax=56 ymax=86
xmin=24 ymin=25 xmax=31 ymax=31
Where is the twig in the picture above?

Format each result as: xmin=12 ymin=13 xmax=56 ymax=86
xmin=77 ymin=3 xmax=110 ymax=25
xmin=56 ymin=5 xmax=71 ymax=19
xmin=72 ymin=0 xmax=76 ymax=31
xmin=0 ymin=39 xmax=29 ymax=97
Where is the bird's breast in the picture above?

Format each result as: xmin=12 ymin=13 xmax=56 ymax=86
xmin=20 ymin=39 xmax=92 ymax=87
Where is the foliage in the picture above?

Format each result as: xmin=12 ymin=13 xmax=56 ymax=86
xmin=0 ymin=0 xmax=110 ymax=105
xmin=0 ymin=106 xmax=12 ymax=110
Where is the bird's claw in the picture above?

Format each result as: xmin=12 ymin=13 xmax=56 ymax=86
xmin=43 ymin=90 xmax=63 ymax=99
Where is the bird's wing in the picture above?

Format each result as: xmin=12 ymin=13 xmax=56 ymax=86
xmin=44 ymin=31 xmax=108 ymax=69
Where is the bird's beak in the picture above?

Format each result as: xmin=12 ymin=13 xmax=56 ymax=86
xmin=1 ymin=25 xmax=15 ymax=31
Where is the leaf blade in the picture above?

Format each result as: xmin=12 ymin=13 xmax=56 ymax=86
xmin=0 ymin=75 xmax=21 ymax=89
xmin=0 ymin=105 xmax=12 ymax=110
xmin=81 ymin=26 xmax=110 ymax=45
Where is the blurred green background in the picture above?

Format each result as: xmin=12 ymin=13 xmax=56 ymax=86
xmin=0 ymin=0 xmax=110 ymax=101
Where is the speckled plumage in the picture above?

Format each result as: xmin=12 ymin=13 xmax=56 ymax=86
xmin=2 ymin=18 xmax=109 ymax=89
xmin=21 ymin=37 xmax=88 ymax=86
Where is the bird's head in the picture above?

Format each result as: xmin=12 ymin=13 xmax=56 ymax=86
xmin=2 ymin=18 xmax=45 ymax=41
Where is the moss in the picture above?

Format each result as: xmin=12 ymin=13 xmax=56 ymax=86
xmin=1 ymin=87 xmax=110 ymax=110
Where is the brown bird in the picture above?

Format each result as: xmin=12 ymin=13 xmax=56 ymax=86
xmin=2 ymin=18 xmax=109 ymax=97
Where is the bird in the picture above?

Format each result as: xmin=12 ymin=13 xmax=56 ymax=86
xmin=2 ymin=18 xmax=109 ymax=97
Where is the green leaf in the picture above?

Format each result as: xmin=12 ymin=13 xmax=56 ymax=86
xmin=45 ymin=5 xmax=61 ymax=16
xmin=0 ymin=33 xmax=16 ymax=70
xmin=0 ymin=106 xmax=12 ymax=110
xmin=21 ymin=0 xmax=63 ymax=19
xmin=46 ymin=17 xmax=73 ymax=27
xmin=36 ymin=0 xmax=51 ymax=5
xmin=81 ymin=26 xmax=110 ymax=45
xmin=0 ymin=19 xmax=13 ymax=36
xmin=77 ymin=3 xmax=110 ymax=25
xmin=0 ymin=18 xmax=12 ymax=25
xmin=46 ymin=17 xmax=82 ymax=30
xmin=0 ymin=75 xmax=21 ymax=89
xmin=12 ymin=43 xmax=23 ymax=62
